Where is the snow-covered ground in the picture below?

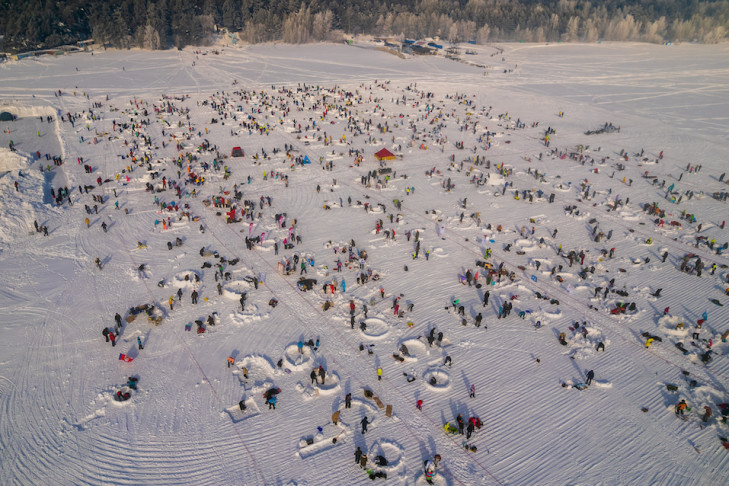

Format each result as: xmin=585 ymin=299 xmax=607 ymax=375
xmin=1 ymin=41 xmax=729 ymax=485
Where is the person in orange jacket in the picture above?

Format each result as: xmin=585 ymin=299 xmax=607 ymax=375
xmin=675 ymin=399 xmax=687 ymax=416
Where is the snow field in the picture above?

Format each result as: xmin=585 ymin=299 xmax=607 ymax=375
xmin=1 ymin=41 xmax=728 ymax=485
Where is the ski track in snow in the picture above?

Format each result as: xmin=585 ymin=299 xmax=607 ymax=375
xmin=1 ymin=41 xmax=729 ymax=485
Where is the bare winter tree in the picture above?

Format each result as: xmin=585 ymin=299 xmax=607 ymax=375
xmin=312 ymin=10 xmax=333 ymax=41
xmin=282 ymin=5 xmax=313 ymax=44
xmin=583 ymin=18 xmax=599 ymax=42
xmin=476 ymin=24 xmax=491 ymax=44
xmin=563 ymin=16 xmax=579 ymax=42
xmin=142 ymin=24 xmax=162 ymax=50
xmin=642 ymin=17 xmax=667 ymax=43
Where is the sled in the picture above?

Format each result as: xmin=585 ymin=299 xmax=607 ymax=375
xmin=125 ymin=315 xmax=136 ymax=323
xmin=386 ymin=404 xmax=393 ymax=417
xmin=374 ymin=396 xmax=385 ymax=410
xmin=119 ymin=353 xmax=133 ymax=362
xmin=573 ymin=383 xmax=588 ymax=391
xmin=709 ymin=299 xmax=723 ymax=306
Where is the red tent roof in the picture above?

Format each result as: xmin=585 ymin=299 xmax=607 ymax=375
xmin=375 ymin=148 xmax=395 ymax=160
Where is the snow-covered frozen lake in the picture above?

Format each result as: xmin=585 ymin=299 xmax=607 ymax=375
xmin=1 ymin=41 xmax=728 ymax=485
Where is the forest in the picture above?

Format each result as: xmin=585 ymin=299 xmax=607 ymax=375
xmin=1 ymin=0 xmax=727 ymax=53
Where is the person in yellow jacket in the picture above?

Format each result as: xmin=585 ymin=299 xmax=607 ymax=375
xmin=645 ymin=337 xmax=654 ymax=348
xmin=377 ymin=367 xmax=382 ymax=381
xmin=85 ymin=217 xmax=90 ymax=228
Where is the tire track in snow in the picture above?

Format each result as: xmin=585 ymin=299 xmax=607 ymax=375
xmin=0 ymin=296 xmax=92 ymax=484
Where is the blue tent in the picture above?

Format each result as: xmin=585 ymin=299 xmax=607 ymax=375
xmin=303 ymin=156 xmax=311 ymax=164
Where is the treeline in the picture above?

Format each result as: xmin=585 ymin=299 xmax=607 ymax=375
xmin=1 ymin=0 xmax=727 ymax=53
